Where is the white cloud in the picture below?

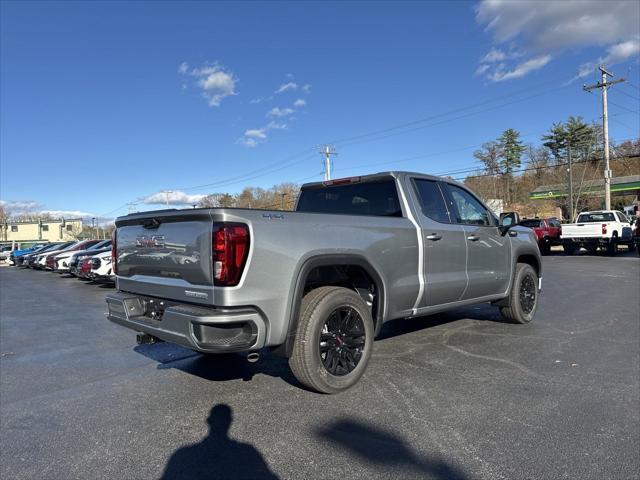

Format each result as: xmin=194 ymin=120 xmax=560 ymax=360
xmin=275 ymin=82 xmax=298 ymax=94
xmin=179 ymin=62 xmax=237 ymax=107
xmin=481 ymin=48 xmax=506 ymax=63
xmin=239 ymin=76 xmax=310 ymax=147
xmin=475 ymin=64 xmax=490 ymax=76
xmin=575 ymin=39 xmax=640 ymax=79
xmin=0 ymin=200 xmax=42 ymax=213
xmin=475 ymin=0 xmax=639 ymax=82
xmin=488 ymin=55 xmax=552 ymax=82
xmin=141 ymin=191 xmax=206 ymax=206
xmin=41 ymin=210 xmax=94 ymax=218
xmin=244 ymin=129 xmax=267 ymax=139
xmin=266 ymin=121 xmax=287 ymax=130
xmin=237 ymin=121 xmax=288 ymax=147
xmin=267 ymin=107 xmax=294 ymax=118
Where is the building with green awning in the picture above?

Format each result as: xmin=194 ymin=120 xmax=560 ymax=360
xmin=529 ymin=175 xmax=640 ymax=200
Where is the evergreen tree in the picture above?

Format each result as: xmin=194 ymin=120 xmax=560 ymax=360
xmin=498 ymin=128 xmax=525 ymax=203
xmin=498 ymin=128 xmax=525 ymax=174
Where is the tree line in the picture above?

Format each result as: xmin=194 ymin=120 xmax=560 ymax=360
xmin=465 ymin=116 xmax=639 ymax=219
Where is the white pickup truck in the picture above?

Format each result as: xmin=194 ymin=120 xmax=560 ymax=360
xmin=561 ymin=210 xmax=633 ymax=255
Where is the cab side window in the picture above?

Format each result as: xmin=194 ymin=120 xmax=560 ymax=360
xmin=447 ymin=185 xmax=494 ymax=226
xmin=414 ymin=179 xmax=450 ymax=223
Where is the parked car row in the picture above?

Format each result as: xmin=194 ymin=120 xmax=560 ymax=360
xmin=517 ymin=210 xmax=637 ymax=256
xmin=8 ymin=239 xmax=116 ymax=283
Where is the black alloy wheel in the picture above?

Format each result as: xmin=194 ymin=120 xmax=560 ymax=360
xmin=519 ymin=273 xmax=537 ymax=315
xmin=319 ymin=306 xmax=366 ymax=376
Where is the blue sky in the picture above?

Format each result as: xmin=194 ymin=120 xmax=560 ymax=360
xmin=1 ymin=0 xmax=638 ymax=222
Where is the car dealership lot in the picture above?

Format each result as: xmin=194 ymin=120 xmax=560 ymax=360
xmin=1 ymin=254 xmax=639 ymax=480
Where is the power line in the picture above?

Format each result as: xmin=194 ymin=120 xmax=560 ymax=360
xmin=625 ymin=81 xmax=640 ymax=92
xmin=612 ymin=87 xmax=640 ymax=102
xmin=327 ymin=78 xmax=571 ymax=147
xmin=174 ymin=148 xmax=317 ymax=192
xmin=336 ymin=87 xmax=570 ymax=150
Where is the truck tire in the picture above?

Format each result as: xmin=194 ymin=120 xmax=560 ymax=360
xmin=563 ymin=241 xmax=576 ymax=255
xmin=289 ymin=286 xmax=374 ymax=394
xmin=500 ymin=263 xmax=539 ymax=324
xmin=539 ymin=237 xmax=550 ymax=255
xmin=607 ymin=233 xmax=618 ymax=256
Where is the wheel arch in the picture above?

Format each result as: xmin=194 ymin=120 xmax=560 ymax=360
xmin=275 ymin=254 xmax=386 ymax=358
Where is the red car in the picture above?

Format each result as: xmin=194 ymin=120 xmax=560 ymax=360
xmin=519 ymin=217 xmax=562 ymax=255
xmin=44 ymin=239 xmax=101 ymax=270
xmin=78 ymin=257 xmax=94 ymax=279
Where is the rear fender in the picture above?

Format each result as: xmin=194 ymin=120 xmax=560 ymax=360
xmin=273 ymin=254 xmax=386 ymax=357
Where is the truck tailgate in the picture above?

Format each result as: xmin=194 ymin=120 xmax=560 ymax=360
xmin=115 ymin=211 xmax=213 ymax=303
xmin=561 ymin=223 xmax=603 ymax=238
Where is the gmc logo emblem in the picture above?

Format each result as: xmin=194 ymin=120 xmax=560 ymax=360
xmin=136 ymin=235 xmax=166 ymax=248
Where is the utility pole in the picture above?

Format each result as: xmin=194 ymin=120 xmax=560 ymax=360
xmin=583 ymin=66 xmax=625 ymax=210
xmin=280 ymin=193 xmax=286 ymax=210
xmin=319 ymin=145 xmax=337 ymax=181
xmin=162 ymin=190 xmax=173 ymax=206
xmin=567 ymin=144 xmax=574 ymax=222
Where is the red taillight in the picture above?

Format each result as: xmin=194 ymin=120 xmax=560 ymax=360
xmin=322 ymin=176 xmax=361 ymax=186
xmin=212 ymin=223 xmax=250 ymax=286
xmin=602 ymin=223 xmax=607 ymax=235
xmin=111 ymin=230 xmax=117 ymax=275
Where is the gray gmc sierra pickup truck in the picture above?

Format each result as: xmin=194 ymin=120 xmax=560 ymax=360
xmin=106 ymin=172 xmax=542 ymax=393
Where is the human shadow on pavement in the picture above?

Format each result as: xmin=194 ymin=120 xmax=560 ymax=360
xmin=160 ymin=404 xmax=279 ymax=480
xmin=317 ymin=419 xmax=468 ymax=480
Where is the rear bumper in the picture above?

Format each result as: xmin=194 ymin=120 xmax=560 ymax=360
xmin=562 ymin=237 xmax=614 ymax=244
xmin=105 ymin=292 xmax=266 ymax=353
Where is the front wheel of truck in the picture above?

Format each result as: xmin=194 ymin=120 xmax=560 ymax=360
xmin=500 ymin=263 xmax=539 ymax=324
xmin=289 ymin=286 xmax=374 ymax=394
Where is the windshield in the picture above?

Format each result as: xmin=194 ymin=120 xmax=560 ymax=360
xmin=520 ymin=219 xmax=542 ymax=228
xmin=577 ymin=212 xmax=615 ymax=223
xmin=89 ymin=240 xmax=111 ymax=250
xmin=40 ymin=243 xmax=66 ymax=253
xmin=57 ymin=242 xmax=79 ymax=251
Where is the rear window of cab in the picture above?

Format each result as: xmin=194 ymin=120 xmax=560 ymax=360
xmin=297 ymin=180 xmax=402 ymax=217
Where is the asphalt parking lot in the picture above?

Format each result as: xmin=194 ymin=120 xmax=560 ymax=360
xmin=1 ymin=253 xmax=639 ymax=480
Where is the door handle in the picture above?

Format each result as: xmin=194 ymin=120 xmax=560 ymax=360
xmin=467 ymin=235 xmax=479 ymax=242
xmin=425 ymin=234 xmax=442 ymax=241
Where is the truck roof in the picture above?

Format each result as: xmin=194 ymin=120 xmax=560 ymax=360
xmin=300 ymin=171 xmax=463 ymax=189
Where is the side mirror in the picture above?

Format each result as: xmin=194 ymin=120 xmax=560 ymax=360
xmin=499 ymin=212 xmax=520 ymax=235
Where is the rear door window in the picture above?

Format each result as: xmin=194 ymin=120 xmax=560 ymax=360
xmin=297 ymin=180 xmax=402 ymax=217
xmin=446 ymin=185 xmax=495 ymax=226
xmin=616 ymin=211 xmax=629 ymax=223
xmin=413 ymin=179 xmax=450 ymax=223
